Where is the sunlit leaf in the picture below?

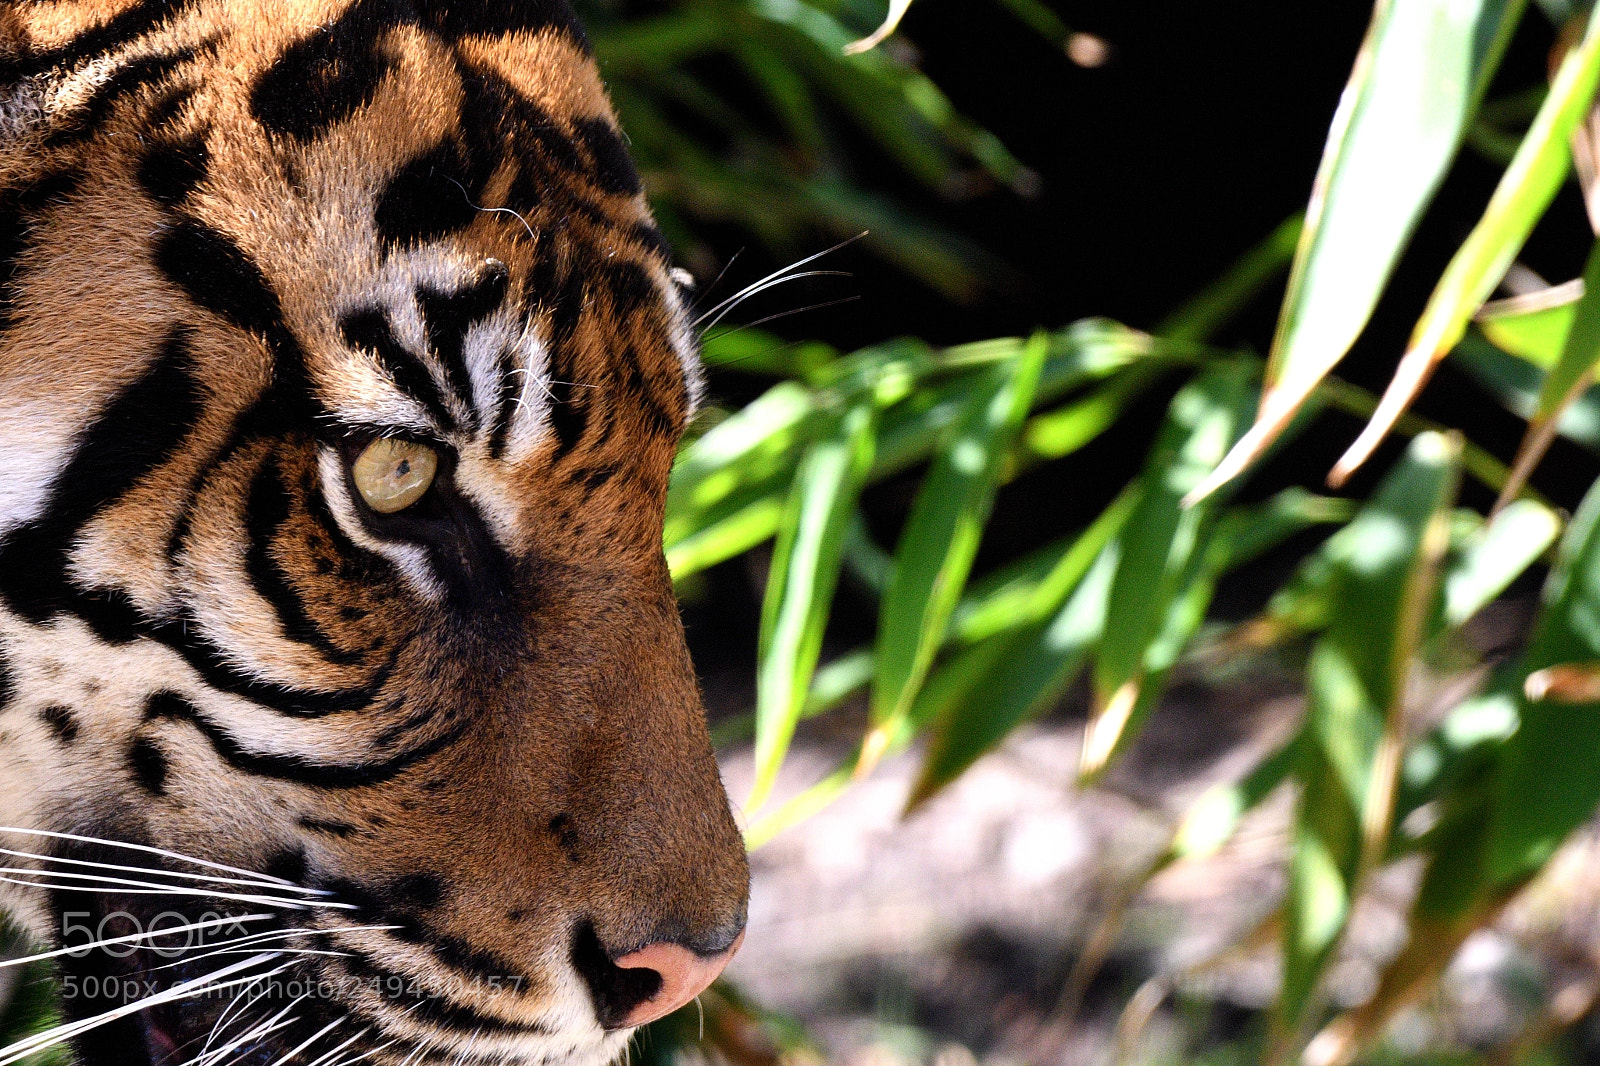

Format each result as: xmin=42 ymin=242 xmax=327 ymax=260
xmin=843 ymin=0 xmax=914 ymax=54
xmin=1188 ymin=0 xmax=1525 ymax=504
xmin=1332 ymin=10 xmax=1600 ymax=482
xmin=1170 ymin=733 xmax=1305 ymax=863
xmin=750 ymin=404 xmax=879 ymax=809
xmin=1276 ymin=433 xmax=1461 ymax=1052
xmin=1442 ymin=498 xmax=1560 ymax=626
xmin=866 ymin=332 xmax=1049 ymax=753
xmin=905 ymin=493 xmax=1136 ymax=809
xmin=1084 ymin=361 xmax=1257 ymax=777
xmin=1498 ymin=239 xmax=1600 ymax=504
xmin=1454 ymin=328 xmax=1600 ymax=451
xmin=1476 ymin=278 xmax=1584 ymax=367
xmin=1487 ymin=471 xmax=1600 ymax=882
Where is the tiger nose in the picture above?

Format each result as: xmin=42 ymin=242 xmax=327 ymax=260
xmin=611 ymin=930 xmax=745 ymax=1028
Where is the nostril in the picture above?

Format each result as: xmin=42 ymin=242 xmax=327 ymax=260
xmin=611 ymin=930 xmax=742 ymax=1029
xmin=570 ymin=923 xmax=745 ymax=1031
xmin=570 ymin=923 xmax=662 ymax=1030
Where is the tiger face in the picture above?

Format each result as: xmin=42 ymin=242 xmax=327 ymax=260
xmin=0 ymin=1 xmax=749 ymax=1065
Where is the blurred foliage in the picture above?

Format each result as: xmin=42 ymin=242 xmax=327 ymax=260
xmin=574 ymin=0 xmax=1042 ymax=299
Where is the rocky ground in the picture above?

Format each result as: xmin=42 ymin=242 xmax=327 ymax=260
xmin=710 ymin=606 xmax=1600 ymax=1066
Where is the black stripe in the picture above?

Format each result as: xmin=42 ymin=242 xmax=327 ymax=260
xmin=39 ymin=704 xmax=79 ymax=743
xmin=2 ymin=0 xmax=200 ymax=81
xmin=373 ymin=140 xmax=491 ymax=248
xmin=0 ymin=325 xmax=203 ymax=629
xmin=128 ymin=736 xmax=169 ymax=794
xmin=153 ymin=219 xmax=284 ymax=339
xmin=341 ymin=309 xmax=457 ymax=429
xmin=418 ymin=262 xmax=509 ymax=420
xmin=570 ymin=116 xmax=641 ymax=196
xmin=539 ymin=261 xmax=588 ymax=459
xmin=296 ymin=815 xmax=360 ymax=837
xmin=44 ymin=46 xmax=195 ymax=145
xmin=137 ymin=126 xmax=210 ymax=207
xmin=334 ymin=949 xmax=549 ymax=1034
xmin=420 ymin=0 xmax=586 ymax=49
xmin=0 ymin=650 xmax=13 ymax=711
xmin=243 ymin=454 xmax=366 ymax=665
xmin=143 ymin=690 xmax=465 ymax=788
xmin=623 ymin=221 xmax=669 ymax=260
xmin=149 ymin=611 xmax=396 ymax=717
xmin=485 ymin=350 xmax=521 ymax=460
xmin=248 ymin=0 xmax=401 ymax=142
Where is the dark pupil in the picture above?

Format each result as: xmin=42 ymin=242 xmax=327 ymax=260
xmin=396 ymin=459 xmax=411 ymax=476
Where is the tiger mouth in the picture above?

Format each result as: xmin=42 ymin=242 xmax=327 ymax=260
xmin=47 ymin=903 xmax=611 ymax=1066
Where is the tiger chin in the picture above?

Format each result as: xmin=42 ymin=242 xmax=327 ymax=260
xmin=0 ymin=0 xmax=750 ymax=1065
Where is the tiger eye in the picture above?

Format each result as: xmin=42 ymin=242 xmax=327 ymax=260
xmin=351 ymin=438 xmax=438 ymax=513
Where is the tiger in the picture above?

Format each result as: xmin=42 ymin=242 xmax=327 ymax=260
xmin=0 ymin=0 xmax=751 ymax=1064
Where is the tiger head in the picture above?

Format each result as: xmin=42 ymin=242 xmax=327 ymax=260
xmin=0 ymin=1 xmax=749 ymax=1065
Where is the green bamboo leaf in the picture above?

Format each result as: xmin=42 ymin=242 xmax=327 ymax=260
xmin=987 ymin=0 xmax=1069 ymax=47
xmin=1476 ymin=279 xmax=1583 ymax=368
xmin=587 ymin=11 xmax=727 ymax=73
xmin=1276 ymin=433 xmax=1462 ymax=1051
xmin=1022 ymin=362 xmax=1169 ymax=462
xmin=1190 ymin=0 xmax=1525 ymax=503
xmin=1333 ymin=9 xmax=1600 ymax=481
xmin=905 ymin=497 xmax=1134 ymax=809
xmin=1455 ymin=328 xmax=1600 ymax=451
xmin=1486 ymin=472 xmax=1600 ymax=882
xmin=734 ymin=37 xmax=829 ymax=161
xmin=667 ymin=380 xmax=820 ymax=523
xmin=1084 ymin=361 xmax=1257 ymax=777
xmin=1442 ymin=498 xmax=1560 ymax=627
xmin=667 ymin=492 xmax=788 ymax=580
xmin=750 ymin=404 xmax=879 ymax=809
xmin=866 ymin=332 xmax=1050 ymax=747
xmin=1496 ymin=241 xmax=1600 ymax=502
xmin=698 ymin=327 xmax=841 ymax=378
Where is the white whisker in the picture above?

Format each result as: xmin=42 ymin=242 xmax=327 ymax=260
xmin=201 ymin=1007 xmax=306 ymax=1066
xmin=0 ymin=828 xmax=317 ymax=889
xmin=690 ymin=234 xmax=865 ymax=331
xmin=323 ymin=1035 xmax=401 ymax=1066
xmin=445 ymin=177 xmax=535 ymax=242
xmin=199 ymin=992 xmax=312 ymax=1066
xmin=0 ymin=953 xmax=291 ymax=1066
xmin=148 ymin=924 xmax=401 ymax=973
xmin=687 ymin=250 xmax=742 ymax=318
xmin=197 ymin=1015 xmax=300 ymax=1066
xmin=303 ymin=1026 xmax=370 ymax=1066
xmin=709 ymin=295 xmax=861 ymax=336
xmin=0 ymin=845 xmax=321 ymax=894
xmin=262 ymin=1014 xmax=346 ymax=1066
xmin=195 ymin=979 xmax=275 ymax=1063
xmin=0 ymin=872 xmax=344 ymax=910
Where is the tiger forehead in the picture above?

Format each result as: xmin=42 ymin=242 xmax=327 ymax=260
xmin=1 ymin=0 xmax=702 ymax=447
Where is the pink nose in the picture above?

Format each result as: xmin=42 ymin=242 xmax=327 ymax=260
xmin=611 ymin=930 xmax=745 ymax=1028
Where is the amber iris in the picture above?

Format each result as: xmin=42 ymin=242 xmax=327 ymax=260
xmin=351 ymin=438 xmax=438 ymax=513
